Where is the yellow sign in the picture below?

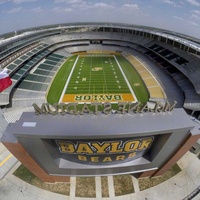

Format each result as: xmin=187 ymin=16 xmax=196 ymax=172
xmin=57 ymin=138 xmax=153 ymax=154
xmin=55 ymin=137 xmax=154 ymax=164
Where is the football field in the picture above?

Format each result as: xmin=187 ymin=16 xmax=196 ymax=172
xmin=47 ymin=53 xmax=149 ymax=104
xmin=60 ymin=54 xmax=136 ymax=103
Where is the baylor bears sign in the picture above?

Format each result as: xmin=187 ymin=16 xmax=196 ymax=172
xmin=55 ymin=136 xmax=154 ymax=165
xmin=2 ymin=109 xmax=196 ymax=177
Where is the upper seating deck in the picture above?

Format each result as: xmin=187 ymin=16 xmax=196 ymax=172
xmin=143 ymin=41 xmax=200 ymax=94
xmin=0 ymin=30 xmax=60 ymax=62
xmin=0 ymin=29 xmax=199 ymax=112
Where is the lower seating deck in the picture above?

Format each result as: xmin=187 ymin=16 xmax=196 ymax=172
xmin=123 ymin=52 xmax=166 ymax=100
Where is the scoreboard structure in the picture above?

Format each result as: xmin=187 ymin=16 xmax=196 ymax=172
xmin=1 ymin=108 xmax=200 ymax=183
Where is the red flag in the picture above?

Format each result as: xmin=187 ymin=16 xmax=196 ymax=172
xmin=0 ymin=69 xmax=12 ymax=92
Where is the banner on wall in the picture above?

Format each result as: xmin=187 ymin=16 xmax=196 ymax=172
xmin=54 ymin=136 xmax=154 ymax=165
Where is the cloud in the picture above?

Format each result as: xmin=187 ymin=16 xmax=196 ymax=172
xmin=185 ymin=0 xmax=200 ymax=6
xmin=31 ymin=6 xmax=43 ymax=13
xmin=188 ymin=21 xmax=199 ymax=26
xmin=163 ymin=0 xmax=183 ymax=7
xmin=163 ymin=0 xmax=175 ymax=5
xmin=191 ymin=9 xmax=200 ymax=15
xmin=65 ymin=8 xmax=73 ymax=12
xmin=190 ymin=10 xmax=200 ymax=20
xmin=191 ymin=14 xmax=200 ymax=19
xmin=173 ymin=16 xmax=184 ymax=20
xmin=68 ymin=1 xmax=116 ymax=10
xmin=54 ymin=0 xmax=84 ymax=4
xmin=0 ymin=0 xmax=11 ymax=4
xmin=7 ymin=6 xmax=22 ymax=13
xmin=52 ymin=6 xmax=73 ymax=13
xmin=0 ymin=0 xmax=37 ymax=4
xmin=121 ymin=3 xmax=139 ymax=11
xmin=13 ymin=0 xmax=37 ymax=3
xmin=92 ymin=2 xmax=115 ymax=9
xmin=54 ymin=0 xmax=115 ymax=11
xmin=52 ymin=6 xmax=65 ymax=12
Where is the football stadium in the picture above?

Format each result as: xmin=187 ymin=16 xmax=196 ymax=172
xmin=0 ymin=23 xmax=200 ymax=199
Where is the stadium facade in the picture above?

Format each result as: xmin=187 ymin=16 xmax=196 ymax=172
xmin=0 ymin=23 xmax=200 ymax=183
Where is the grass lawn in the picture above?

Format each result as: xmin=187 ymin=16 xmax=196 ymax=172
xmin=13 ymin=163 xmax=181 ymax=197
xmin=101 ymin=176 xmax=109 ymax=197
xmin=138 ymin=164 xmax=182 ymax=191
xmin=75 ymin=177 xmax=96 ymax=198
xmin=13 ymin=165 xmax=70 ymax=195
xmin=113 ymin=174 xmax=135 ymax=196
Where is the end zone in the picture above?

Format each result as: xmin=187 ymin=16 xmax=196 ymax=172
xmin=62 ymin=93 xmax=136 ymax=103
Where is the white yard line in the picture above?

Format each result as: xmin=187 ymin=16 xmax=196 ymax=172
xmin=114 ymin=56 xmax=137 ymax=102
xmin=101 ymin=55 xmax=108 ymax=93
xmin=89 ymin=56 xmax=92 ymax=93
xmin=58 ymin=55 xmax=79 ymax=103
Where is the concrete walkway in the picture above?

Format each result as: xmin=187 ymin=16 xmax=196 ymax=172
xmin=0 ymin=143 xmax=17 ymax=179
xmin=0 ymin=150 xmax=199 ymax=200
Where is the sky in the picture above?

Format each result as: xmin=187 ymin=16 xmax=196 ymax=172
xmin=0 ymin=0 xmax=200 ymax=39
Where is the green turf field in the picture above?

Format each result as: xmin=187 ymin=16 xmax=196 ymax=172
xmin=66 ymin=55 xmax=130 ymax=94
xmin=47 ymin=54 xmax=149 ymax=105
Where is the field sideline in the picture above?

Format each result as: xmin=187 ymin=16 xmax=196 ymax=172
xmin=47 ymin=53 xmax=149 ymax=105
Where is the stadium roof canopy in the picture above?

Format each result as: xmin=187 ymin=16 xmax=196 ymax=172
xmin=1 ymin=22 xmax=200 ymax=53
